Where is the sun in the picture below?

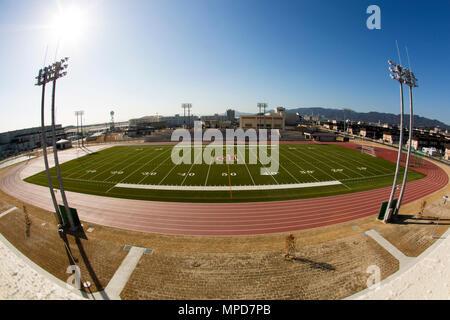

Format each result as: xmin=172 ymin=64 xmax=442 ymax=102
xmin=51 ymin=4 xmax=87 ymax=41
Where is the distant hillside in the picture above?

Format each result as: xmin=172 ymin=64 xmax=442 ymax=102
xmin=283 ymin=107 xmax=449 ymax=130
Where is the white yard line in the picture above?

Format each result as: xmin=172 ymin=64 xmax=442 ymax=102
xmin=157 ymin=162 xmax=179 ymax=185
xmin=248 ymin=145 xmax=279 ymax=184
xmin=136 ymin=149 xmax=173 ymax=185
xmin=67 ymin=147 xmax=125 ymax=178
xmin=115 ymin=180 xmax=342 ymax=191
xmin=307 ymin=148 xmax=363 ymax=178
xmin=204 ymin=161 xmax=213 ymax=186
xmin=88 ymin=149 xmax=148 ymax=180
xmin=324 ymin=148 xmax=388 ymax=175
xmin=279 ymin=149 xmax=319 ymax=182
xmin=101 ymin=149 xmax=158 ymax=182
xmin=109 ymin=148 xmax=171 ymax=190
xmin=181 ymin=148 xmax=203 ymax=186
xmin=237 ymin=146 xmax=256 ymax=186
xmin=286 ymin=148 xmax=351 ymax=189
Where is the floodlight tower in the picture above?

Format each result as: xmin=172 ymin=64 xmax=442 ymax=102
xmin=36 ymin=67 xmax=62 ymax=226
xmin=383 ymin=60 xmax=407 ymax=223
xmin=80 ymin=110 xmax=85 ymax=147
xmin=35 ymin=58 xmax=76 ymax=230
xmin=110 ymin=110 xmax=115 ymax=131
xmin=182 ymin=103 xmax=192 ymax=129
xmin=75 ymin=110 xmax=84 ymax=147
xmin=395 ymin=68 xmax=418 ymax=215
xmin=257 ymin=103 xmax=267 ymax=130
xmin=257 ymin=103 xmax=262 ymax=129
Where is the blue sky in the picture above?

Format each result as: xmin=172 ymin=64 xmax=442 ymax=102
xmin=0 ymin=0 xmax=449 ymax=132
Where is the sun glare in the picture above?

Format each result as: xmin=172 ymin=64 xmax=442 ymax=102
xmin=51 ymin=5 xmax=87 ymax=41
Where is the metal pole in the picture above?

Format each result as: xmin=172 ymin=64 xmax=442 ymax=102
xmin=51 ymin=79 xmax=76 ymax=230
xmin=76 ymin=112 xmax=79 ymax=148
xmin=80 ymin=111 xmax=84 ymax=147
xmin=395 ymin=84 xmax=414 ymax=213
xmin=40 ymin=80 xmax=63 ymax=226
xmin=384 ymin=81 xmax=405 ymax=222
xmin=263 ymin=104 xmax=266 ymax=129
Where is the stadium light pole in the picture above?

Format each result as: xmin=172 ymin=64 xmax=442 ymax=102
xmin=257 ymin=103 xmax=267 ymax=130
xmin=395 ymin=68 xmax=418 ymax=215
xmin=182 ymin=103 xmax=192 ymax=129
xmin=75 ymin=110 xmax=84 ymax=148
xmin=80 ymin=110 xmax=84 ymax=147
xmin=384 ymin=60 xmax=407 ymax=223
xmin=75 ymin=111 xmax=79 ymax=148
xmin=36 ymin=58 xmax=76 ymax=230
xmin=36 ymin=67 xmax=63 ymax=226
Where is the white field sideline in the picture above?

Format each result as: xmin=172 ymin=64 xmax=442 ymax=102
xmin=114 ymin=180 xmax=342 ymax=191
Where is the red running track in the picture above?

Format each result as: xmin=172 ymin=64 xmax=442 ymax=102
xmin=0 ymin=142 xmax=447 ymax=236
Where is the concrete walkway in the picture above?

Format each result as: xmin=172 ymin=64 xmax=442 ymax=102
xmin=103 ymin=246 xmax=147 ymax=300
xmin=365 ymin=229 xmax=415 ymax=269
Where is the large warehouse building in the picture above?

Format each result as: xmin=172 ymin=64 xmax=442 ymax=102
xmin=0 ymin=125 xmax=66 ymax=159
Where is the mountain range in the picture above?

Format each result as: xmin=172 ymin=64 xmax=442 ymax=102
xmin=257 ymin=107 xmax=449 ymax=130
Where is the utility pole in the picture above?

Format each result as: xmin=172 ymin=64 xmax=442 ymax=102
xmin=384 ymin=60 xmax=407 ymax=223
xmin=395 ymin=67 xmax=418 ymax=215
xmin=36 ymin=58 xmax=77 ymax=230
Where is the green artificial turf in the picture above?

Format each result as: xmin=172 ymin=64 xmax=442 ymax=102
xmin=24 ymin=144 xmax=426 ymax=203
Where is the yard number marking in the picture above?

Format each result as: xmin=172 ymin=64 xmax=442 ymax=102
xmin=222 ymin=172 xmax=237 ymax=176
xmin=142 ymin=172 xmax=157 ymax=176
xmin=178 ymin=172 xmax=195 ymax=177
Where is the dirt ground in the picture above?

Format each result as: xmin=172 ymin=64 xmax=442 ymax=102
xmin=0 ymin=152 xmax=448 ymax=299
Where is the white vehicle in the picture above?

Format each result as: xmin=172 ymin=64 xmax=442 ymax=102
xmin=422 ymin=147 xmax=440 ymax=156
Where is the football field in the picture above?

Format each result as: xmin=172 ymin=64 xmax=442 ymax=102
xmin=24 ymin=144 xmax=426 ymax=202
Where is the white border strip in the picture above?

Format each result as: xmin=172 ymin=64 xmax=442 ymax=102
xmin=0 ymin=207 xmax=18 ymax=219
xmin=115 ymin=180 xmax=342 ymax=191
